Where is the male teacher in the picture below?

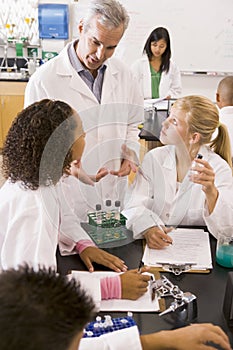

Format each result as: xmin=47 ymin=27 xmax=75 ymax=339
xmin=24 ymin=0 xmax=143 ymax=221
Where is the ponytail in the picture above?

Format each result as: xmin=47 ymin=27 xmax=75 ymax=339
xmin=210 ymin=123 xmax=232 ymax=169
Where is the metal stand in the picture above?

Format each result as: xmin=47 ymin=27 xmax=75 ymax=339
xmin=151 ymin=275 xmax=197 ymax=326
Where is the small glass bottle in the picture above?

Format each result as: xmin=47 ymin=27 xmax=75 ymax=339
xmin=114 ymin=200 xmax=121 ymax=221
xmin=190 ymin=153 xmax=203 ymax=175
xmin=105 ymin=200 xmax=112 ymax=221
xmin=95 ymin=204 xmax=102 ymax=225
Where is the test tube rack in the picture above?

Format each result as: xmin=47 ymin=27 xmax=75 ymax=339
xmin=88 ymin=210 xmax=126 ymax=228
xmin=87 ymin=211 xmax=127 ymax=245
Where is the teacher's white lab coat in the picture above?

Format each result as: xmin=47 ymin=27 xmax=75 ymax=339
xmin=123 ymin=145 xmax=233 ymax=239
xmin=24 ymin=42 xmax=144 ymax=221
xmin=0 ymin=178 xmax=93 ymax=271
xmin=131 ymin=55 xmax=182 ymax=99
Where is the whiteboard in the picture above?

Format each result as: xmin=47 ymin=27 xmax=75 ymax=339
xmin=114 ymin=0 xmax=233 ymax=73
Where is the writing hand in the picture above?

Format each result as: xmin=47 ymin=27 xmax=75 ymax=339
xmin=144 ymin=226 xmax=173 ymax=249
xmin=120 ymin=266 xmax=151 ymax=300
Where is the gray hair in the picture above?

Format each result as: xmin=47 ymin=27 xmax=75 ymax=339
xmin=83 ymin=0 xmax=129 ymax=32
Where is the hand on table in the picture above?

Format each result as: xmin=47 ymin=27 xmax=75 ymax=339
xmin=140 ymin=323 xmax=231 ymax=350
xmin=79 ymin=246 xmax=128 ymax=273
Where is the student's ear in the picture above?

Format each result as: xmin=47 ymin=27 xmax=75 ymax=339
xmin=78 ymin=19 xmax=84 ymax=34
xmin=189 ymin=132 xmax=201 ymax=145
xmin=216 ymin=92 xmax=220 ymax=103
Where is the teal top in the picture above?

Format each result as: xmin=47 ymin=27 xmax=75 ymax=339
xmin=150 ymin=64 xmax=161 ymax=98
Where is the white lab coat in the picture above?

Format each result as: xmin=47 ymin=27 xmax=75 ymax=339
xmin=24 ymin=42 xmax=144 ymax=221
xmin=131 ymin=55 xmax=182 ymax=99
xmin=123 ymin=145 xmax=233 ymax=239
xmin=219 ymin=106 xmax=233 ymax=158
xmin=79 ymin=326 xmax=142 ymax=350
xmin=0 ymin=178 xmax=93 ymax=271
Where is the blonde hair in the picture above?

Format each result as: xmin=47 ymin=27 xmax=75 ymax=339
xmin=173 ymin=95 xmax=232 ymax=167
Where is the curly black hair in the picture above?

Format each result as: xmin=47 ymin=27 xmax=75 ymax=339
xmin=2 ymin=99 xmax=80 ymax=190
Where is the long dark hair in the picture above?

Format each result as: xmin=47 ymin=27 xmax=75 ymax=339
xmin=143 ymin=27 xmax=171 ymax=73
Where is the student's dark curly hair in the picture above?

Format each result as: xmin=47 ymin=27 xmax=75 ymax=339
xmin=2 ymin=99 xmax=81 ymax=190
xmin=143 ymin=27 xmax=171 ymax=73
xmin=0 ymin=264 xmax=96 ymax=350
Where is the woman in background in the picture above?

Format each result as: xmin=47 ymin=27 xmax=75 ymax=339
xmin=131 ymin=27 xmax=182 ymax=99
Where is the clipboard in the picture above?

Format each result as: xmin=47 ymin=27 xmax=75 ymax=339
xmin=149 ymin=265 xmax=211 ymax=275
xmin=142 ymin=228 xmax=212 ymax=275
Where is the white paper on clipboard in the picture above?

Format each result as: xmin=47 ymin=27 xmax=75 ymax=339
xmin=142 ymin=228 xmax=212 ymax=271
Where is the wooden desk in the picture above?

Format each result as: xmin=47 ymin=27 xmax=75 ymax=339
xmin=56 ymin=233 xmax=233 ymax=346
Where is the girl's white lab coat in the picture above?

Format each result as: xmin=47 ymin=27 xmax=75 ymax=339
xmin=24 ymin=42 xmax=144 ymax=220
xmin=131 ymin=55 xmax=182 ymax=99
xmin=123 ymin=145 xmax=233 ymax=239
xmin=0 ymin=178 xmax=93 ymax=271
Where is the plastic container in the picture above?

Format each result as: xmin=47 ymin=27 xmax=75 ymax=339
xmin=216 ymin=234 xmax=233 ymax=268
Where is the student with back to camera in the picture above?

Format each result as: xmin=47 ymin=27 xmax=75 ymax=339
xmin=0 ymin=99 xmax=151 ymax=301
xmin=123 ymin=95 xmax=233 ymax=248
xmin=131 ymin=27 xmax=182 ymax=100
xmin=0 ymin=265 xmax=231 ymax=350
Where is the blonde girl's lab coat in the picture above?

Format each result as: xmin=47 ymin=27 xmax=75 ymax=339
xmin=0 ymin=179 xmax=93 ymax=271
xmin=123 ymin=145 xmax=233 ymax=239
xmin=24 ymin=42 xmax=144 ymax=220
xmin=131 ymin=55 xmax=182 ymax=99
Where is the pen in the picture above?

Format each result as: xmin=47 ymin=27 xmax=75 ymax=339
xmin=150 ymin=215 xmax=172 ymax=245
xmin=157 ymin=223 xmax=172 ymax=244
xmin=138 ymin=260 xmax=144 ymax=273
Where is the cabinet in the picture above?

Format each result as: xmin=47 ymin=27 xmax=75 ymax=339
xmin=0 ymin=82 xmax=26 ymax=148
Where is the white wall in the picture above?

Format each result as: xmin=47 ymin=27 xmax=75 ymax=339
xmin=72 ymin=0 xmax=233 ymax=101
xmin=181 ymin=75 xmax=224 ymax=101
